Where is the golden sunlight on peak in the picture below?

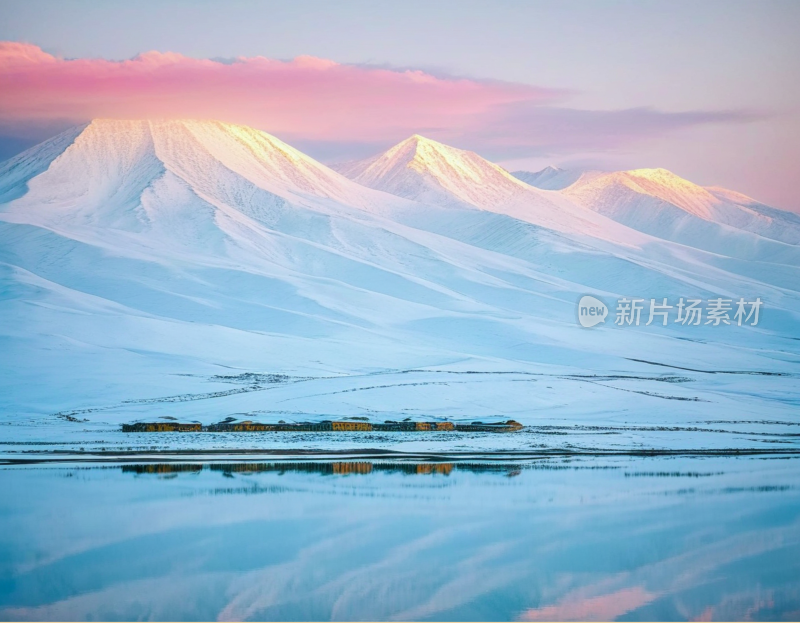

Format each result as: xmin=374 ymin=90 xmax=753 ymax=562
xmin=623 ymin=168 xmax=707 ymax=193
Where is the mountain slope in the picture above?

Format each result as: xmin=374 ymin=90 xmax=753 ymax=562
xmin=0 ymin=125 xmax=88 ymax=204
xmin=705 ymin=185 xmax=800 ymax=237
xmin=560 ymin=168 xmax=800 ymax=259
xmin=512 ymin=166 xmax=585 ymax=191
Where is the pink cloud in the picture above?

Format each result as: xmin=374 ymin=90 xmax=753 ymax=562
xmin=518 ymin=586 xmax=658 ymax=621
xmin=0 ymin=42 xmax=555 ymax=144
xmin=0 ymin=42 xmax=758 ymax=163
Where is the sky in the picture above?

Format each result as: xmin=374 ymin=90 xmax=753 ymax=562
xmin=0 ymin=0 xmax=798 ymax=210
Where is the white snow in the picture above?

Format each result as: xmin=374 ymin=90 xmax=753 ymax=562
xmin=0 ymin=120 xmax=798 ymax=455
xmin=512 ymin=166 xmax=586 ymax=191
xmin=561 ymin=168 xmax=800 ymax=256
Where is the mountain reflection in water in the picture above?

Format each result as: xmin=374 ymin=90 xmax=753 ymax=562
xmin=1 ymin=456 xmax=799 ymax=621
xmin=120 ymin=461 xmax=525 ymax=477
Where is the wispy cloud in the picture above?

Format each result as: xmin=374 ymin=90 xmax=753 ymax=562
xmin=462 ymin=103 xmax=761 ymax=160
xmin=0 ymin=42 xmax=760 ymax=162
xmin=519 ymin=585 xmax=658 ymax=621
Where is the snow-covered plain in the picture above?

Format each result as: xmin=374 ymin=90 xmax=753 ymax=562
xmin=1 ymin=120 xmax=798 ymax=457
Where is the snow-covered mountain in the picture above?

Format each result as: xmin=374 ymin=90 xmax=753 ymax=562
xmin=333 ymin=135 xmax=655 ymax=244
xmin=557 ymin=168 xmax=800 ymax=259
xmin=338 ymin=136 xmax=800 ymax=260
xmin=1 ymin=119 xmax=409 ymax=231
xmin=333 ymin=134 xmax=531 ymax=208
xmin=1 ymin=120 xmax=798 ymax=452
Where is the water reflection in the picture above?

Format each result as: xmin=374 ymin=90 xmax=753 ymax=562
xmin=0 ymin=456 xmax=799 ymax=620
xmin=121 ymin=461 xmax=524 ymax=477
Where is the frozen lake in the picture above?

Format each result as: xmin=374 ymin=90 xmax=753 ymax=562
xmin=1 ymin=454 xmax=799 ymax=621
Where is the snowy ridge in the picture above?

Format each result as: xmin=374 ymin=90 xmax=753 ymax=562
xmin=560 ymin=168 xmax=800 ymax=258
xmin=333 ymin=134 xmax=532 ymax=208
xmin=512 ymin=166 xmax=586 ymax=191
xmin=334 ymin=135 xmax=657 ymax=245
xmin=0 ymin=124 xmax=87 ymax=204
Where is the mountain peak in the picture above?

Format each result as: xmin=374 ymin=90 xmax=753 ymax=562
xmin=407 ymin=133 xmax=431 ymax=143
xmin=625 ymin=167 xmax=688 ymax=185
xmin=0 ymin=118 xmax=401 ymax=236
xmin=335 ymin=135 xmax=530 ymax=208
xmin=402 ymin=133 xmax=439 ymax=145
xmin=564 ymin=167 xmax=721 ymax=221
xmin=384 ymin=134 xmax=462 ymax=167
xmin=563 ymin=165 xmax=800 ymax=248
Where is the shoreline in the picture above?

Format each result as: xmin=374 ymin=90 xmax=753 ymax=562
xmin=3 ymin=446 xmax=800 ymax=466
